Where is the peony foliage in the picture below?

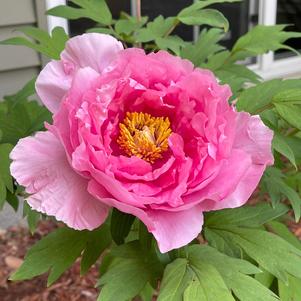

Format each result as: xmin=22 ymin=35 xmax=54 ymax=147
xmin=1 ymin=0 xmax=301 ymax=300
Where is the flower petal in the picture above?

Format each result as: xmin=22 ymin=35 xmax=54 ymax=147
xmin=214 ymin=164 xmax=266 ymax=210
xmin=234 ymin=112 xmax=274 ymax=165
xmin=10 ymin=131 xmax=109 ymax=230
xmin=88 ymin=180 xmax=204 ymax=253
xmin=61 ymin=33 xmax=123 ymax=73
xmin=36 ymin=33 xmax=123 ymax=113
xmin=35 ymin=60 xmax=71 ymax=113
xmin=147 ymin=206 xmax=204 ymax=253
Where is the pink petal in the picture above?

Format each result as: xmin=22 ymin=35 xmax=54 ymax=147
xmin=36 ymin=33 xmax=123 ymax=113
xmin=182 ymin=149 xmax=252 ymax=208
xmin=147 ymin=206 xmax=204 ymax=253
xmin=10 ymin=131 xmax=109 ymax=230
xmin=214 ymin=165 xmax=266 ymax=210
xmin=35 ymin=60 xmax=72 ymax=113
xmin=61 ymin=33 xmax=123 ymax=73
xmin=234 ymin=112 xmax=274 ymax=165
xmin=88 ymin=180 xmax=204 ymax=253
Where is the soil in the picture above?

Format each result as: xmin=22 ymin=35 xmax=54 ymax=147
xmin=0 ymin=221 xmax=99 ymax=301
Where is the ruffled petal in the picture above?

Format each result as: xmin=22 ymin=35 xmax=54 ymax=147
xmin=214 ymin=165 xmax=266 ymax=210
xmin=88 ymin=180 xmax=204 ymax=253
xmin=10 ymin=131 xmax=109 ymax=230
xmin=61 ymin=33 xmax=123 ymax=73
xmin=233 ymin=112 xmax=274 ymax=165
xmin=36 ymin=33 xmax=123 ymax=113
xmin=35 ymin=60 xmax=71 ymax=113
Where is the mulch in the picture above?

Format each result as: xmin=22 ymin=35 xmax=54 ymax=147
xmin=0 ymin=221 xmax=99 ymax=301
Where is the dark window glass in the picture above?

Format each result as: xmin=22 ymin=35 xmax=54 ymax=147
xmin=68 ymin=1 xmax=131 ymax=36
xmin=211 ymin=1 xmax=252 ymax=48
xmin=69 ymin=0 xmax=257 ymax=49
xmin=276 ymin=0 xmax=301 ymax=59
xmin=141 ymin=0 xmax=194 ymax=41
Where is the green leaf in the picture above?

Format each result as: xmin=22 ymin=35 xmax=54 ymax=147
xmin=98 ymin=241 xmax=163 ymax=301
xmin=181 ymin=28 xmax=224 ymax=66
xmin=23 ymin=201 xmax=41 ymax=234
xmin=81 ymin=226 xmax=111 ymax=275
xmin=4 ymin=77 xmax=36 ymax=107
xmin=110 ymin=208 xmax=135 ymax=245
xmin=236 ymin=78 xmax=301 ymax=113
xmin=87 ymin=27 xmax=115 ymax=35
xmin=273 ymin=89 xmax=301 ymax=104
xmin=214 ymin=226 xmax=301 ymax=283
xmin=215 ymin=63 xmax=261 ymax=95
xmin=0 ymin=99 xmax=51 ymax=145
xmin=0 ymin=143 xmax=14 ymax=192
xmin=188 ymin=245 xmax=278 ymax=301
xmin=11 ymin=225 xmax=111 ymax=286
xmin=273 ymin=132 xmax=297 ymax=168
xmin=178 ymin=0 xmax=241 ymax=18
xmin=115 ymin=17 xmax=148 ymax=35
xmin=183 ymin=261 xmax=235 ymax=301
xmin=267 ymin=221 xmax=301 ymax=300
xmin=158 ymin=258 xmax=192 ymax=301
xmin=255 ymin=268 xmax=275 ymax=289
xmin=0 ymin=27 xmax=68 ymax=59
xmin=136 ymin=16 xmax=176 ymax=42
xmin=159 ymin=244 xmax=277 ymax=301
xmin=0 ymin=182 xmax=6 ymax=209
xmin=47 ymin=0 xmax=112 ymax=25
xmin=279 ymin=275 xmax=301 ymax=301
xmin=179 ymin=9 xmax=229 ymax=31
xmin=231 ymin=25 xmax=301 ymax=62
xmin=274 ymin=103 xmax=301 ymax=131
xmin=139 ymin=283 xmax=154 ymax=301
xmin=267 ymin=221 xmax=301 ymax=250
xmin=155 ymin=36 xmax=186 ymax=55
xmin=6 ymin=190 xmax=19 ymax=212
xmin=205 ymin=202 xmax=288 ymax=228
xmin=263 ymin=167 xmax=301 ymax=221
xmin=0 ymin=143 xmax=14 ymax=208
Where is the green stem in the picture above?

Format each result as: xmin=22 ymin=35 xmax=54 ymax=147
xmin=253 ymin=103 xmax=274 ymax=115
xmin=164 ymin=19 xmax=180 ymax=38
xmin=287 ymin=128 xmax=299 ymax=137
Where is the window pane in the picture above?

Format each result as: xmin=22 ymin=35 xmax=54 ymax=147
xmin=68 ymin=1 xmax=131 ymax=36
xmin=68 ymin=0 xmax=259 ymax=51
xmin=275 ymin=0 xmax=301 ymax=59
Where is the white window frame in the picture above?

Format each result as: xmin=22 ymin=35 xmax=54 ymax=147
xmin=251 ymin=0 xmax=301 ymax=79
xmin=45 ymin=0 xmax=69 ymax=34
xmin=45 ymin=0 xmax=301 ymax=79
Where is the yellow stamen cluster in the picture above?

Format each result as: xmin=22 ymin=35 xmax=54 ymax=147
xmin=117 ymin=112 xmax=172 ymax=163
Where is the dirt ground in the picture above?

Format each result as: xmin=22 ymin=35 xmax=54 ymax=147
xmin=0 ymin=221 xmax=99 ymax=301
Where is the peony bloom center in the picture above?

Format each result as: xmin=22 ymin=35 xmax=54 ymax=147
xmin=117 ymin=112 xmax=172 ymax=163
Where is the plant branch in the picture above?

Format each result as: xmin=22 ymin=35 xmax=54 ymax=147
xmin=135 ymin=0 xmax=141 ymax=22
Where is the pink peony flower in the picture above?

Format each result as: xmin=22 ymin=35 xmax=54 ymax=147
xmin=10 ymin=33 xmax=274 ymax=253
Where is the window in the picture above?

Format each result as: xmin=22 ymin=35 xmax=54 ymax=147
xmin=252 ymin=0 xmax=301 ymax=79
xmin=45 ymin=0 xmax=301 ymax=79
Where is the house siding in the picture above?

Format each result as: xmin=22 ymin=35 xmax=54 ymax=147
xmin=0 ymin=0 xmax=46 ymax=98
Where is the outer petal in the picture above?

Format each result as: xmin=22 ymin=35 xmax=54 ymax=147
xmin=88 ymin=180 xmax=204 ymax=253
xmin=147 ymin=206 xmax=204 ymax=253
xmin=35 ymin=60 xmax=72 ymax=113
xmin=10 ymin=131 xmax=109 ymax=230
xmin=61 ymin=33 xmax=124 ymax=73
xmin=214 ymin=165 xmax=265 ymax=210
xmin=233 ymin=112 xmax=274 ymax=165
xmin=36 ymin=33 xmax=123 ymax=113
